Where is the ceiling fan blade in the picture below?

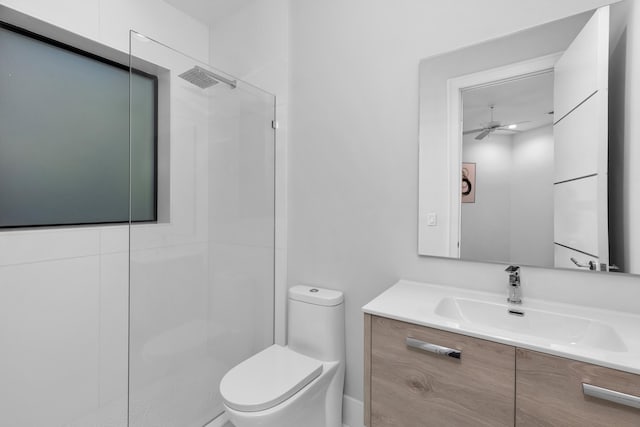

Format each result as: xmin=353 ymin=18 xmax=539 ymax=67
xmin=463 ymin=128 xmax=486 ymax=135
xmin=475 ymin=129 xmax=491 ymax=140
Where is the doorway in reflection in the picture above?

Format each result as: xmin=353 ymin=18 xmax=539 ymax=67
xmin=460 ymin=72 xmax=555 ymax=267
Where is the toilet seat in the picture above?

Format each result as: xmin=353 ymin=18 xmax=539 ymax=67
xmin=219 ymin=344 xmax=323 ymax=412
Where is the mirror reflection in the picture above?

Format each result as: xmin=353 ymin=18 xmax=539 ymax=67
xmin=418 ymin=1 xmax=640 ymax=275
xmin=460 ymin=72 xmax=554 ymax=267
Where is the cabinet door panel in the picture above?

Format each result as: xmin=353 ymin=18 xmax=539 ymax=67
xmin=370 ymin=316 xmax=515 ymax=427
xmin=516 ymin=348 xmax=640 ymax=426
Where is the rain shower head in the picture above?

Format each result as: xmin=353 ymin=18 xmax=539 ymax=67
xmin=178 ymin=65 xmax=237 ymax=89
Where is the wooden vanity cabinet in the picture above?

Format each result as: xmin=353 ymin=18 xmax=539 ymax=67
xmin=364 ymin=314 xmax=515 ymax=426
xmin=364 ymin=314 xmax=640 ymax=427
xmin=516 ymin=348 xmax=640 ymax=426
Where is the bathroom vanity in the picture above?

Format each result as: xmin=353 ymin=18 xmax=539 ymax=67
xmin=362 ymin=281 xmax=640 ymax=426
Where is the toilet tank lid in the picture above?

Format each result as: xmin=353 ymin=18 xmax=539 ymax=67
xmin=289 ymin=285 xmax=344 ymax=306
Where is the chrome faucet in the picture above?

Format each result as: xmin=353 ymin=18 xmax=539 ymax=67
xmin=505 ymin=265 xmax=522 ymax=304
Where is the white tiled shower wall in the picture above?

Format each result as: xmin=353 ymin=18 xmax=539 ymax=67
xmin=0 ymin=1 xmax=209 ymax=425
xmin=209 ymin=0 xmax=290 ymax=345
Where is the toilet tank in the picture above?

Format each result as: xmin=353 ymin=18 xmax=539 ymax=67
xmin=287 ymin=285 xmax=345 ymax=363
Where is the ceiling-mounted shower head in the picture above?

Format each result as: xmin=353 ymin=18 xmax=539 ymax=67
xmin=178 ymin=65 xmax=237 ymax=89
xmin=179 ymin=66 xmax=218 ymax=89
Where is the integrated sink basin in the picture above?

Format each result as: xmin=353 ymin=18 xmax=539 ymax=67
xmin=363 ymin=280 xmax=640 ymax=375
xmin=434 ymin=297 xmax=628 ymax=352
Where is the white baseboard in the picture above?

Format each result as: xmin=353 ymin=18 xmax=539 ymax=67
xmin=204 ymin=395 xmax=364 ymax=427
xmin=342 ymin=394 xmax=364 ymax=427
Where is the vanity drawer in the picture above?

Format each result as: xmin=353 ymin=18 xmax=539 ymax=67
xmin=516 ymin=348 xmax=640 ymax=426
xmin=367 ymin=315 xmax=515 ymax=427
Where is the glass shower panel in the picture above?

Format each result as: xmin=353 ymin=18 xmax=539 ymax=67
xmin=128 ymin=32 xmax=275 ymax=427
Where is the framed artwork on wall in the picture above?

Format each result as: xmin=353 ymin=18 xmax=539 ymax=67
xmin=462 ymin=162 xmax=476 ymax=203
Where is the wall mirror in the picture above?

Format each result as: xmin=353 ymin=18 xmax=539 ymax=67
xmin=418 ymin=0 xmax=640 ymax=275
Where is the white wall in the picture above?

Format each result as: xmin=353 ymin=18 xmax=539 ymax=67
xmin=209 ymin=0 xmax=290 ymax=344
xmin=461 ymin=134 xmax=512 ymax=262
xmin=460 ymin=126 xmax=554 ymax=267
xmin=0 ymin=1 xmax=208 ymax=426
xmin=287 ymin=4 xmax=639 ymax=427
xmin=610 ymin=0 xmax=640 ymax=273
xmin=510 ymin=125 xmax=554 ymax=267
xmin=625 ymin=0 xmax=640 ymax=273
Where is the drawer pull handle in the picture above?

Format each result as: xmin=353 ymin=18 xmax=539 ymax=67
xmin=582 ymin=383 xmax=640 ymax=409
xmin=406 ymin=337 xmax=461 ymax=359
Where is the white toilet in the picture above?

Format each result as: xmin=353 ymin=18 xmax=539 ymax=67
xmin=219 ymin=285 xmax=345 ymax=427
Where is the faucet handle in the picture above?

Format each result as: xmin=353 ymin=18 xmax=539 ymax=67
xmin=505 ymin=265 xmax=522 ymax=304
xmin=505 ymin=265 xmax=520 ymax=273
xmin=570 ymin=257 xmax=596 ymax=271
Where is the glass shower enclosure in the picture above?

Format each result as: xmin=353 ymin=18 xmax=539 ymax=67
xmin=128 ymin=32 xmax=276 ymax=426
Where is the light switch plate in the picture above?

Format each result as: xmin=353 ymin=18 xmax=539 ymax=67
xmin=427 ymin=212 xmax=437 ymax=226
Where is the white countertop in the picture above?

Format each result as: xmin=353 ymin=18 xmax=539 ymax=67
xmin=363 ymin=280 xmax=640 ymax=375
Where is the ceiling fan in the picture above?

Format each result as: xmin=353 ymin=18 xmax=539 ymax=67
xmin=463 ymin=105 xmax=527 ymax=140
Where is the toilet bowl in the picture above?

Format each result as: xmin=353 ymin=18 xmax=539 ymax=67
xmin=219 ymin=285 xmax=345 ymax=427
